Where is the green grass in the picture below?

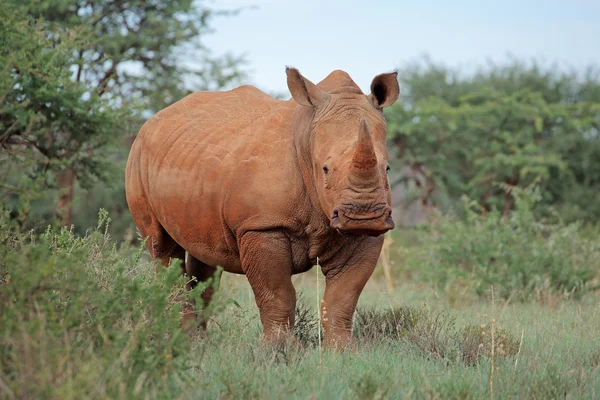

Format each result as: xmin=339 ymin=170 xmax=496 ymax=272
xmin=2 ymin=208 xmax=600 ymax=399
xmin=190 ymin=274 xmax=600 ymax=399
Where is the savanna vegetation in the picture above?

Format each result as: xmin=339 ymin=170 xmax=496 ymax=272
xmin=1 ymin=2 xmax=599 ymax=399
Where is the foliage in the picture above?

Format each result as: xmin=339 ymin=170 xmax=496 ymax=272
xmin=3 ymin=153 xmax=136 ymax=239
xmin=294 ymin=292 xmax=321 ymax=348
xmin=401 ymin=186 xmax=600 ymax=300
xmin=387 ymin=59 xmax=600 ymax=220
xmin=1 ymin=0 xmax=246 ymax=231
xmin=0 ymin=205 xmax=599 ymax=398
xmin=0 ymin=209 xmax=222 ymax=399
xmin=0 ymin=6 xmax=132 ymax=219
xmin=17 ymin=0 xmax=247 ymax=114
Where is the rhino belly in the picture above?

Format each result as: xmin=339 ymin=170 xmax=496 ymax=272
xmin=146 ymin=157 xmax=244 ymax=273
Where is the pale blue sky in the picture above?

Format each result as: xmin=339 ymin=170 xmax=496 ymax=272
xmin=202 ymin=0 xmax=600 ymax=94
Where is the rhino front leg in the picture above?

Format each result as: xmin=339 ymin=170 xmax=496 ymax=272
xmin=321 ymin=237 xmax=383 ymax=350
xmin=239 ymin=231 xmax=296 ymax=346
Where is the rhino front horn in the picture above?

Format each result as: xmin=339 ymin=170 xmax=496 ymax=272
xmin=351 ymin=118 xmax=378 ymax=172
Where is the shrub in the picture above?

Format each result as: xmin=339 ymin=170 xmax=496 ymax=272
xmin=0 ymin=210 xmax=217 ymax=399
xmin=294 ymin=292 xmax=320 ymax=348
xmin=459 ymin=324 xmax=520 ymax=366
xmin=354 ymin=306 xmax=457 ymax=361
xmin=354 ymin=305 xmax=522 ymax=367
xmin=402 ymin=187 xmax=600 ymax=300
xmin=353 ymin=305 xmax=423 ymax=342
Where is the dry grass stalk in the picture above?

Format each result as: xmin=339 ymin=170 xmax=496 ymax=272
xmin=381 ymin=233 xmax=394 ymax=294
xmin=316 ymin=257 xmax=322 ymax=368
xmin=489 ymin=286 xmax=495 ymax=400
xmin=513 ymin=329 xmax=525 ymax=376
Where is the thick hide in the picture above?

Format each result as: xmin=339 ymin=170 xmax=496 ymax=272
xmin=125 ymin=68 xmax=400 ymax=348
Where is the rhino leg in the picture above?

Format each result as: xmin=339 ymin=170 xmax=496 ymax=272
xmin=321 ymin=237 xmax=383 ymax=350
xmin=131 ymin=208 xmax=185 ymax=270
xmin=239 ymin=231 xmax=296 ymax=347
xmin=184 ymin=255 xmax=221 ymax=329
xmin=133 ymin=212 xmax=202 ymax=332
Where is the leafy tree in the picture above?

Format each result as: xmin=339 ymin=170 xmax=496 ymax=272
xmin=0 ymin=6 xmax=131 ymax=228
xmin=1 ymin=1 xmax=246 ymax=230
xmin=22 ymin=0 xmax=246 ymax=114
xmin=387 ymin=59 xmax=600 ymax=220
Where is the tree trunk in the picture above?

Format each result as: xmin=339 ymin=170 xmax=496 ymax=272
xmin=411 ymin=162 xmax=436 ymax=218
xmin=502 ymin=177 xmax=519 ymax=218
xmin=56 ymin=168 xmax=75 ymax=227
xmin=502 ymin=188 xmax=514 ymax=218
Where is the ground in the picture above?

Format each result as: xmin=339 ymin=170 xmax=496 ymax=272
xmin=3 ymin=218 xmax=599 ymax=399
xmin=189 ymin=271 xmax=600 ymax=399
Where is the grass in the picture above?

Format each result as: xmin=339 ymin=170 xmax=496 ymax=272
xmin=189 ymin=274 xmax=600 ymax=399
xmin=1 ymin=208 xmax=600 ymax=399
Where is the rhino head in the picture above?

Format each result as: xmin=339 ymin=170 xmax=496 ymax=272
xmin=287 ymin=68 xmax=399 ymax=236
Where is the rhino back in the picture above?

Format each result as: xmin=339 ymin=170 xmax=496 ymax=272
xmin=129 ymin=85 xmax=307 ymax=269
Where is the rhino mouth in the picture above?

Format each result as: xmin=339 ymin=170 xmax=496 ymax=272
xmin=330 ymin=206 xmax=394 ymax=236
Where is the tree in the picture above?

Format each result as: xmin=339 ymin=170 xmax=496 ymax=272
xmin=0 ymin=6 xmax=130 ymax=228
xmin=386 ymin=59 xmax=600 ymax=220
xmin=2 ymin=1 xmax=246 ymax=228
xmin=22 ymin=0 xmax=246 ymax=113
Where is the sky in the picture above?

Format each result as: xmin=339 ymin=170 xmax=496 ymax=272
xmin=202 ymin=0 xmax=600 ymax=95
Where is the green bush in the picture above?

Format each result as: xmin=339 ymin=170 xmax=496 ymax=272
xmin=402 ymin=187 xmax=600 ymax=300
xmin=0 ymin=210 xmax=217 ymax=399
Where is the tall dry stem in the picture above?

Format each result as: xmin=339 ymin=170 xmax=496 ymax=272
xmin=513 ymin=329 xmax=525 ymax=376
xmin=381 ymin=233 xmax=394 ymax=293
xmin=489 ymin=286 xmax=495 ymax=400
xmin=316 ymin=257 xmax=323 ymax=368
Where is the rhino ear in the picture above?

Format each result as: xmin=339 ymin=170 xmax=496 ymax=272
xmin=368 ymin=72 xmax=400 ymax=109
xmin=286 ymin=67 xmax=330 ymax=108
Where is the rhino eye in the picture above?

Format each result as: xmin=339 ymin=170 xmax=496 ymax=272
xmin=322 ymin=165 xmax=329 ymax=174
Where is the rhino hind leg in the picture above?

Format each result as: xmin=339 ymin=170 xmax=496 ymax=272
xmin=133 ymin=211 xmax=207 ymax=332
xmin=136 ymin=213 xmax=185 ymax=268
xmin=184 ymin=255 xmax=221 ymax=329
